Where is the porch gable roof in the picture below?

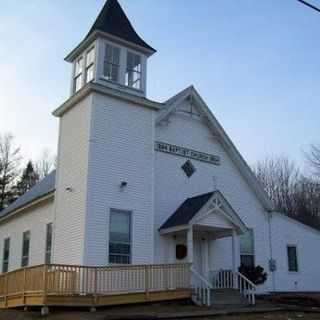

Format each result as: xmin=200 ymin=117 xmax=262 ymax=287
xmin=159 ymin=190 xmax=247 ymax=234
xmin=159 ymin=192 xmax=214 ymax=230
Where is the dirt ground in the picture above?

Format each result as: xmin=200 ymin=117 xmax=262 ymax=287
xmin=205 ymin=312 xmax=320 ymax=320
xmin=0 ymin=302 xmax=320 ymax=320
xmin=1 ymin=310 xmax=320 ymax=320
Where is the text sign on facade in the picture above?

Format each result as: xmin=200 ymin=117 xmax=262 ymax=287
xmin=155 ymin=141 xmax=220 ymax=165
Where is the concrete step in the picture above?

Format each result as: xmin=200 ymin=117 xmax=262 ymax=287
xmin=211 ymin=289 xmax=249 ymax=306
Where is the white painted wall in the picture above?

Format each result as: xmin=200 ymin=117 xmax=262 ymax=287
xmin=83 ymin=92 xmax=155 ymax=265
xmin=154 ymin=101 xmax=272 ymax=292
xmin=270 ymin=213 xmax=320 ymax=292
xmin=53 ymin=95 xmax=93 ymax=265
xmin=0 ymin=199 xmax=54 ymax=272
xmin=2 ymin=86 xmax=320 ymax=295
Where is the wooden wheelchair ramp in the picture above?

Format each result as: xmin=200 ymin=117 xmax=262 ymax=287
xmin=0 ymin=263 xmax=192 ymax=309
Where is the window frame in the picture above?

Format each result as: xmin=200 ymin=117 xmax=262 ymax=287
xmin=45 ymin=223 xmax=53 ymax=264
xmin=108 ymin=208 xmax=132 ymax=265
xmin=240 ymin=229 xmax=255 ymax=268
xmin=21 ymin=230 xmax=31 ymax=267
xmin=2 ymin=237 xmax=10 ymax=273
xmin=85 ymin=46 xmax=95 ymax=84
xmin=125 ymin=50 xmax=142 ymax=90
xmin=74 ymin=56 xmax=84 ymax=92
xmin=287 ymin=245 xmax=299 ymax=273
xmin=102 ymin=43 xmax=121 ymax=83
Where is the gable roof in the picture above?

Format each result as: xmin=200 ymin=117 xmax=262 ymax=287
xmin=160 ymin=192 xmax=214 ymax=230
xmin=157 ymin=86 xmax=274 ymax=212
xmin=160 ymin=190 xmax=247 ymax=234
xmin=0 ymin=170 xmax=56 ymax=220
xmin=86 ymin=0 xmax=156 ymax=53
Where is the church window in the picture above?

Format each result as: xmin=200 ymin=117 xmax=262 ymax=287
xmin=85 ymin=47 xmax=95 ymax=83
xmin=109 ymin=209 xmax=131 ymax=264
xmin=74 ymin=56 xmax=84 ymax=92
xmin=240 ymin=229 xmax=255 ymax=268
xmin=103 ymin=44 xmax=120 ymax=82
xmin=126 ymin=52 xmax=141 ymax=89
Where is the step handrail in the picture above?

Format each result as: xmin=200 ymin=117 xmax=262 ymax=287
xmin=236 ymin=271 xmax=256 ymax=305
xmin=236 ymin=271 xmax=256 ymax=289
xmin=210 ymin=269 xmax=256 ymax=305
xmin=191 ymin=267 xmax=212 ymax=306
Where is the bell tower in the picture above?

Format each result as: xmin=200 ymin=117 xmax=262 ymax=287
xmin=53 ymin=0 xmax=159 ymax=266
xmin=65 ymin=0 xmax=156 ymax=98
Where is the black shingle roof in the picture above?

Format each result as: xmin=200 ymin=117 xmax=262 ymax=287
xmin=160 ymin=192 xmax=214 ymax=230
xmin=87 ymin=0 xmax=156 ymax=53
xmin=0 ymin=170 xmax=56 ymax=219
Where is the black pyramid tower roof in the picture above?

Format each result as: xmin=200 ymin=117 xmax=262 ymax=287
xmin=87 ymin=0 xmax=156 ymax=53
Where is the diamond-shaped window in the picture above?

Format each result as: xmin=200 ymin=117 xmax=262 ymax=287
xmin=181 ymin=160 xmax=196 ymax=178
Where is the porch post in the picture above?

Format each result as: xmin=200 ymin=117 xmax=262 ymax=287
xmin=231 ymin=230 xmax=238 ymax=288
xmin=187 ymin=226 xmax=193 ymax=264
xmin=203 ymin=238 xmax=209 ymax=278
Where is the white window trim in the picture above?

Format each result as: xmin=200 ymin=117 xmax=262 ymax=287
xmin=287 ymin=244 xmax=299 ymax=273
xmin=21 ymin=230 xmax=31 ymax=267
xmin=240 ymin=229 xmax=255 ymax=267
xmin=73 ymin=55 xmax=85 ymax=93
xmin=45 ymin=223 xmax=53 ymax=264
xmin=108 ymin=208 xmax=133 ymax=265
xmin=101 ymin=42 xmax=121 ymax=84
xmin=126 ymin=50 xmax=142 ymax=90
xmin=85 ymin=46 xmax=95 ymax=84
xmin=98 ymin=39 xmax=145 ymax=94
xmin=2 ymin=237 xmax=10 ymax=273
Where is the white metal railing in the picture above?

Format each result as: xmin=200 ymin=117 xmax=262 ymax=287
xmin=236 ymin=270 xmax=256 ymax=305
xmin=210 ymin=269 xmax=256 ymax=305
xmin=191 ymin=267 xmax=212 ymax=306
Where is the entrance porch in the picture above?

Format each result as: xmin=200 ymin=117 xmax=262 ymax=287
xmin=159 ymin=190 xmax=256 ymax=306
xmin=0 ymin=263 xmax=191 ymax=311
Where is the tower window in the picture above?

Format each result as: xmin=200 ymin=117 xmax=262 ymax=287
xmin=109 ymin=209 xmax=131 ymax=264
xmin=85 ymin=47 xmax=95 ymax=83
xmin=126 ymin=52 xmax=141 ymax=89
xmin=74 ymin=56 xmax=83 ymax=92
xmin=103 ymin=44 xmax=120 ymax=82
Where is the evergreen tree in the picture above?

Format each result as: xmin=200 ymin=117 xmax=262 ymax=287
xmin=13 ymin=161 xmax=39 ymax=199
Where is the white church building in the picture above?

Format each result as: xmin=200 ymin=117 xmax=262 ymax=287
xmin=0 ymin=0 xmax=320 ymax=309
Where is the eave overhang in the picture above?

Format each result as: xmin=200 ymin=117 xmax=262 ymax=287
xmin=65 ymin=30 xmax=156 ymax=63
xmin=52 ymin=82 xmax=163 ymax=117
xmin=0 ymin=192 xmax=55 ymax=225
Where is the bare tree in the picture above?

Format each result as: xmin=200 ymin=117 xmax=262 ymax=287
xmin=253 ymin=155 xmax=320 ymax=230
xmin=35 ymin=149 xmax=56 ymax=180
xmin=252 ymin=156 xmax=300 ymax=213
xmin=305 ymin=144 xmax=320 ymax=178
xmin=0 ymin=134 xmax=21 ymax=210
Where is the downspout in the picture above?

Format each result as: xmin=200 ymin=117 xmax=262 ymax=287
xmin=267 ymin=211 xmax=276 ymax=292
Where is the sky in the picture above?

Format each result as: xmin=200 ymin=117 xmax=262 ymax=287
xmin=0 ymin=0 xmax=319 ymax=170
